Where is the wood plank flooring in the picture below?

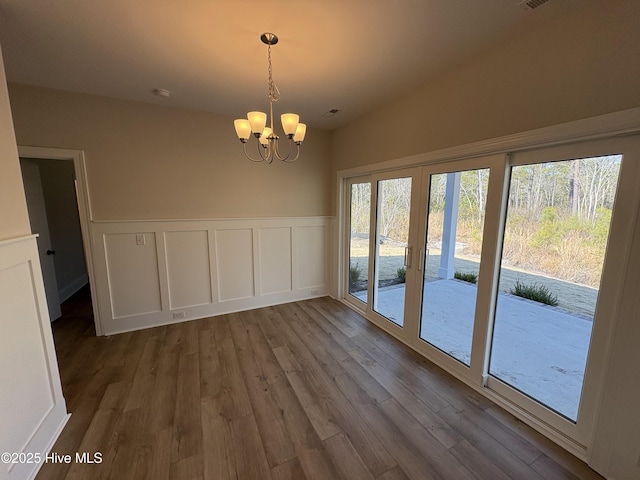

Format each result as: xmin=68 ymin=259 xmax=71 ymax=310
xmin=37 ymin=288 xmax=604 ymax=480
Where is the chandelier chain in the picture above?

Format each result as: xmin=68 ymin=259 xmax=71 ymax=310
xmin=267 ymin=43 xmax=281 ymax=103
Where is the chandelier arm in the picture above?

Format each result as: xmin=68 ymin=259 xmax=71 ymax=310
xmin=272 ymin=136 xmax=295 ymax=161
xmin=242 ymin=140 xmax=269 ymax=163
xmin=265 ymin=138 xmax=275 ymax=164
xmin=282 ymin=141 xmax=301 ymax=163
xmin=261 ymin=137 xmax=277 ymax=164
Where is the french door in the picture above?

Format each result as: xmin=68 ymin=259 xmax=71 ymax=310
xmin=346 ymin=168 xmax=422 ymax=334
xmin=343 ymin=135 xmax=640 ymax=451
xmin=415 ymin=155 xmax=503 ymax=382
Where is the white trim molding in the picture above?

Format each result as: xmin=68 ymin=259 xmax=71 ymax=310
xmin=58 ymin=273 xmax=89 ymax=304
xmin=0 ymin=235 xmax=69 ymax=480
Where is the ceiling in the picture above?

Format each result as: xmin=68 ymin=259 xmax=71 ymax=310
xmin=0 ymin=0 xmax=570 ymax=129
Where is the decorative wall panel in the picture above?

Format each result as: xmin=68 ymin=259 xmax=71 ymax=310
xmin=259 ymin=227 xmax=292 ymax=295
xmin=91 ymin=217 xmax=330 ymax=335
xmin=165 ymin=230 xmax=212 ymax=309
xmin=296 ymin=225 xmax=326 ymax=289
xmin=104 ymin=232 xmax=161 ymax=318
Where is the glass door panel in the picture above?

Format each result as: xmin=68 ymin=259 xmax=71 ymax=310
xmin=420 ymin=169 xmax=490 ymax=365
xmin=348 ymin=181 xmax=371 ymax=304
xmin=489 ymin=155 xmax=622 ymax=421
xmin=373 ymin=177 xmax=413 ymax=326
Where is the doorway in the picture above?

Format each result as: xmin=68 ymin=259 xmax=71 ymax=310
xmin=21 ymin=157 xmax=87 ymax=321
xmin=18 ymin=146 xmax=101 ymax=335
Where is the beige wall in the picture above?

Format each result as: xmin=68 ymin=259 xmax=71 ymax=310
xmin=0 ymin=48 xmax=30 ymax=240
xmin=332 ymin=0 xmax=640 ymax=180
xmin=9 ymin=84 xmax=332 ymax=221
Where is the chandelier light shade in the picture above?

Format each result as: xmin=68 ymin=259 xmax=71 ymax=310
xmin=234 ymin=33 xmax=306 ymax=163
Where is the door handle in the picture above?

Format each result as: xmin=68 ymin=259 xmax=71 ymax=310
xmin=47 ymin=249 xmax=56 ymax=255
xmin=418 ymin=248 xmax=424 ymax=272
xmin=404 ymin=246 xmax=412 ymax=268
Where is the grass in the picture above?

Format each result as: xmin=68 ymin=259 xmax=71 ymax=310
xmin=510 ymin=280 xmax=559 ymax=306
xmin=454 ymin=271 xmax=478 ymax=284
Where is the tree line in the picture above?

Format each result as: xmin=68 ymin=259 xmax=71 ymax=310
xmin=350 ymin=155 xmax=621 ymax=287
xmin=428 ymin=155 xmax=621 ymax=225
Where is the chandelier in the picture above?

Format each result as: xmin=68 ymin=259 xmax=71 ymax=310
xmin=233 ymin=33 xmax=306 ymax=164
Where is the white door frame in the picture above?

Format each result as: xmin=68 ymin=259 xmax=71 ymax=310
xmin=18 ymin=145 xmax=103 ymax=335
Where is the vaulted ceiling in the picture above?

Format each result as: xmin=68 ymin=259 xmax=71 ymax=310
xmin=0 ymin=0 xmax=571 ymax=128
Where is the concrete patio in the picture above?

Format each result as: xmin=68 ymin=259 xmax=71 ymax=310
xmin=354 ymin=278 xmax=593 ymax=420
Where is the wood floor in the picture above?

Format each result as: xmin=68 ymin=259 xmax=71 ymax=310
xmin=37 ymin=288 xmax=604 ymax=480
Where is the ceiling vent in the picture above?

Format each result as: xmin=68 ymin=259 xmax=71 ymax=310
xmin=518 ymin=0 xmax=550 ymax=10
xmin=322 ymin=109 xmax=340 ymax=118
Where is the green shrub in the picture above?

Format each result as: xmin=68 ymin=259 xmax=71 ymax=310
xmin=592 ymin=207 xmax=613 ymax=243
xmin=510 ymin=280 xmax=559 ymax=306
xmin=396 ymin=266 xmax=406 ymax=283
xmin=349 ymin=263 xmax=362 ymax=288
xmin=454 ymin=271 xmax=478 ymax=284
xmin=531 ymin=206 xmax=560 ymax=248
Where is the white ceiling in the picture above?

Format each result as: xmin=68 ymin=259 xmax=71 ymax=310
xmin=0 ymin=0 xmax=570 ymax=129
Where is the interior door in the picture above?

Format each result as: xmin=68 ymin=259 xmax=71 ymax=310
xmin=20 ymin=159 xmax=62 ymax=321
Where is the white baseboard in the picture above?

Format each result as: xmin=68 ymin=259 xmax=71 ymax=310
xmin=58 ymin=273 xmax=88 ymax=303
xmin=27 ymin=413 xmax=71 ymax=480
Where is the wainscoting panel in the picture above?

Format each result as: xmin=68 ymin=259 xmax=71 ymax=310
xmin=91 ymin=217 xmax=330 ymax=335
xmin=164 ymin=230 xmax=212 ymax=310
xmin=103 ymin=232 xmax=162 ymax=319
xmin=296 ymin=225 xmax=327 ymax=289
xmin=0 ymin=236 xmax=68 ymax=480
xmin=1 ymin=262 xmax=54 ymax=440
xmin=259 ymin=227 xmax=292 ymax=295
xmin=215 ymin=228 xmax=255 ymax=302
